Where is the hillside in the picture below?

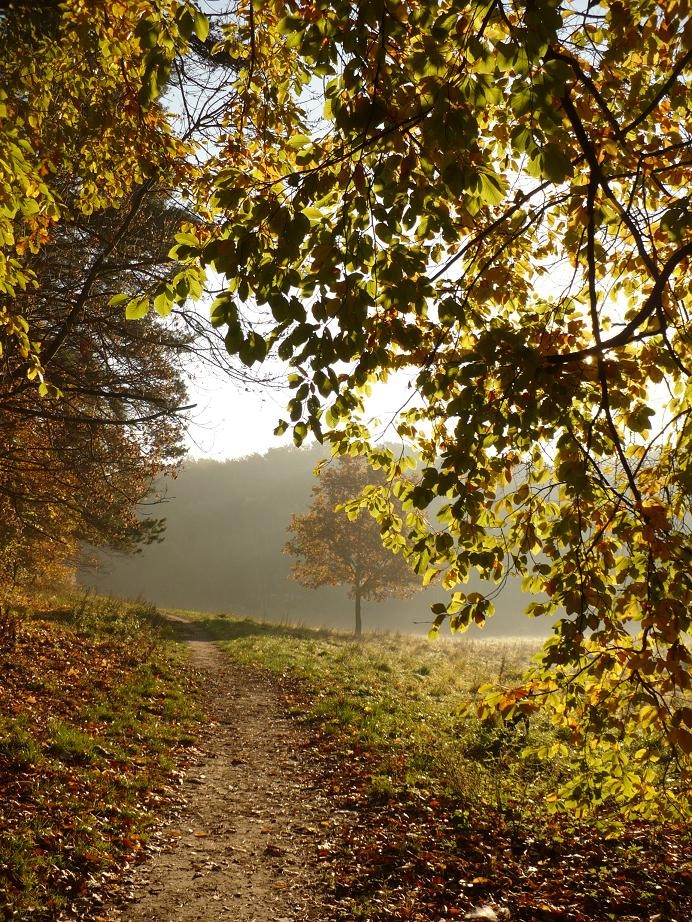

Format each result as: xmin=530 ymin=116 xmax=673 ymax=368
xmin=81 ymin=445 xmax=547 ymax=637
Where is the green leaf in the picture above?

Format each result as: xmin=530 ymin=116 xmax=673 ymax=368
xmin=153 ymin=290 xmax=173 ymax=317
xmin=193 ymin=10 xmax=210 ymax=42
xmin=422 ymin=567 xmax=442 ymax=587
xmin=540 ymin=142 xmax=574 ymax=183
xmin=173 ymin=231 xmax=201 ymax=248
xmin=21 ymin=198 xmax=40 ymax=216
xmin=108 ymin=293 xmax=129 ymax=307
xmin=660 ymin=205 xmax=692 ymax=242
xmin=224 ymin=325 xmax=243 ymax=353
xmin=277 ymin=15 xmax=303 ymax=35
xmin=625 ymin=404 xmax=655 ymax=433
xmin=288 ymin=134 xmax=312 ymax=150
xmin=478 ymin=171 xmax=507 ymax=206
xmin=125 ymin=297 xmax=149 ymax=320
xmin=176 ymin=8 xmax=195 ymax=41
xmin=136 ymin=18 xmax=159 ymax=49
xmin=293 ymin=422 xmax=308 ymax=446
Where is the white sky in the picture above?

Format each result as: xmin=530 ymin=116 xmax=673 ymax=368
xmin=184 ymin=369 xmax=292 ymax=460
xmin=183 ymin=358 xmax=420 ymax=461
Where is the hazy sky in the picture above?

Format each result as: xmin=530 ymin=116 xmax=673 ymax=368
xmin=185 ymin=368 xmax=292 ymax=460
xmin=184 ymin=358 xmax=420 ymax=461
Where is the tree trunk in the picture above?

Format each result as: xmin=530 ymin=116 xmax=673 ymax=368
xmin=354 ymin=585 xmax=362 ymax=638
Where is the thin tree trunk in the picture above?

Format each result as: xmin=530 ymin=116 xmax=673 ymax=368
xmin=354 ymin=585 xmax=362 ymax=638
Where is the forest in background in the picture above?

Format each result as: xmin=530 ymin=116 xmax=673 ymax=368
xmin=81 ymin=444 xmax=542 ymax=637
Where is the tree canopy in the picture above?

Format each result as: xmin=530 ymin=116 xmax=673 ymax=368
xmin=285 ymin=456 xmax=420 ymax=635
xmin=166 ymin=0 xmax=690 ymax=819
xmin=0 ymin=0 xmax=251 ymax=585
xmin=0 ymin=0 xmax=198 ymax=584
xmin=2 ymin=0 xmax=689 ymax=818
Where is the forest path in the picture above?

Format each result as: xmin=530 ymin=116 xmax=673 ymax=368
xmin=104 ymin=622 xmax=333 ymax=922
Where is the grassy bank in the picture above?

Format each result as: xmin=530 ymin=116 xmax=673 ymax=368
xmin=0 ymin=594 xmax=199 ymax=921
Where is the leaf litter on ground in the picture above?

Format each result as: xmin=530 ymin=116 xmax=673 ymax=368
xmin=0 ymin=595 xmax=201 ymax=921
xmin=199 ymin=613 xmax=691 ymax=922
xmin=3 ymin=602 xmax=689 ymax=922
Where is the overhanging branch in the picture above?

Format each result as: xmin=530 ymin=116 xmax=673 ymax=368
xmin=546 ymin=241 xmax=692 ymax=365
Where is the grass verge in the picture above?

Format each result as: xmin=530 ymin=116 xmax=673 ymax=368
xmin=0 ymin=593 xmax=199 ymax=921
xmin=179 ymin=613 xmax=554 ymax=812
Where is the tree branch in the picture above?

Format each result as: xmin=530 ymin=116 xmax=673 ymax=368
xmin=546 ymin=240 xmax=692 ymax=365
xmin=621 ymin=48 xmax=692 ymax=138
xmin=546 ymin=47 xmax=622 ymax=138
xmin=41 ymin=178 xmax=156 ymax=369
xmin=4 ymin=403 xmax=195 ymax=427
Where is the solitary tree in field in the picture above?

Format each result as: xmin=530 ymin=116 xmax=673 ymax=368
xmin=285 ymin=458 xmax=419 ymax=637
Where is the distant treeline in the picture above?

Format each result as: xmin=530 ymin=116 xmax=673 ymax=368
xmin=80 ymin=445 xmax=547 ymax=637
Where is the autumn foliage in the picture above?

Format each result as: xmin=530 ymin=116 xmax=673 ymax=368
xmin=0 ymin=1 xmax=219 ymax=586
xmin=0 ymin=0 xmax=690 ymax=821
xmin=173 ymin=0 xmax=691 ymax=818
xmin=285 ymin=457 xmax=420 ymax=635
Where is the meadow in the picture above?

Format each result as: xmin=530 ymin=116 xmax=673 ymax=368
xmin=179 ymin=611 xmax=689 ymax=922
xmin=183 ymin=612 xmax=552 ymax=814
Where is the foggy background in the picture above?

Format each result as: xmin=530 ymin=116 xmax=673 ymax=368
xmin=80 ymin=444 xmax=550 ymax=637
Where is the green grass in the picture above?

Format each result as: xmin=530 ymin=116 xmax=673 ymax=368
xmin=187 ymin=611 xmax=690 ymax=922
xmin=46 ymin=720 xmax=98 ymax=765
xmin=0 ymin=718 xmax=42 ymax=768
xmin=179 ymin=612 xmax=563 ymax=815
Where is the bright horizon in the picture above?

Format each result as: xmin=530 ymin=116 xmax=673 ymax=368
xmin=184 ymin=357 xmax=421 ymax=461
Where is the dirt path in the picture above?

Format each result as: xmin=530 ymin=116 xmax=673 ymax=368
xmin=104 ymin=628 xmax=335 ymax=922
